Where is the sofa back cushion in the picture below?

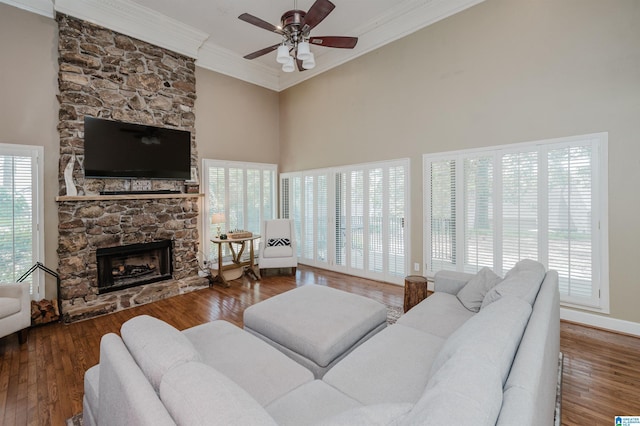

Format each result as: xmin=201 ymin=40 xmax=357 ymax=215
xmin=121 ymin=315 xmax=201 ymax=391
xmin=428 ymin=295 xmax=532 ymax=386
xmin=481 ymin=259 xmax=546 ymax=308
xmin=456 ymin=267 xmax=502 ymax=312
xmin=402 ymin=351 xmax=503 ymax=426
xmin=97 ymin=333 xmax=176 ymax=426
xmin=496 ymin=270 xmax=561 ymax=426
xmin=160 ymin=362 xmax=277 ymax=426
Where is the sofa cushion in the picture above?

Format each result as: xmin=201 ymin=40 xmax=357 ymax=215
xmin=266 ymin=380 xmax=361 ymax=426
xmin=83 ymin=364 xmax=100 ymax=425
xmin=428 ymin=295 xmax=532 ymax=385
xmin=396 ymin=292 xmax=474 ymax=338
xmin=0 ymin=297 xmax=21 ymax=317
xmin=183 ymin=320 xmax=313 ymax=406
xmin=403 ymin=351 xmax=503 ymax=426
xmin=160 ymin=361 xmax=277 ymax=426
xmin=323 ymin=324 xmax=445 ymax=405
xmin=97 ymin=333 xmax=175 ymax=426
xmin=120 ymin=315 xmax=201 ymax=391
xmin=263 ymin=245 xmax=294 ymax=258
xmin=456 ymin=267 xmax=502 ymax=312
xmin=481 ymin=259 xmax=546 ymax=308
xmin=496 ymin=270 xmax=561 ymax=426
xmin=313 ymin=403 xmax=413 ymax=426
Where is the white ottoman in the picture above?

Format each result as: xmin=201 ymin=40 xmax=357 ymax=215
xmin=243 ymin=285 xmax=388 ymax=378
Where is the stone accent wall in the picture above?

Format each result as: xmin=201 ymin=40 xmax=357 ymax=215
xmin=56 ymin=14 xmax=207 ymax=322
xmin=56 ymin=13 xmax=198 ymax=195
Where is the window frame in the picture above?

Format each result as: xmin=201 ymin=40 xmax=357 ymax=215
xmin=281 ymin=158 xmax=410 ymax=285
xmin=423 ymin=133 xmax=609 ymax=312
xmin=0 ymin=142 xmax=44 ymax=299
xmin=201 ymin=159 xmax=277 ymax=263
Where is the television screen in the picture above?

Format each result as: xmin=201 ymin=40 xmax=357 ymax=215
xmin=84 ymin=116 xmax=191 ymax=179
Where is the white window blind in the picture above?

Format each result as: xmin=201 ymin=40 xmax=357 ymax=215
xmin=202 ymin=159 xmax=276 ymax=261
xmin=281 ymin=159 xmax=409 ymax=285
xmin=464 ymin=155 xmax=494 ymax=273
xmin=0 ymin=143 xmax=43 ymax=298
xmin=424 ymin=133 xmax=608 ymax=310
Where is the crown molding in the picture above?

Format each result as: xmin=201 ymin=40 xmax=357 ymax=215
xmin=54 ymin=0 xmax=209 ymax=58
xmin=1 ymin=0 xmax=54 ymax=17
xmin=197 ymin=43 xmax=281 ymax=92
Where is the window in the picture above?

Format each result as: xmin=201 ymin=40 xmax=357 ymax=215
xmin=424 ymin=133 xmax=608 ymax=311
xmin=0 ymin=143 xmax=44 ymax=298
xmin=202 ymin=159 xmax=277 ymax=261
xmin=281 ymin=159 xmax=409 ymax=284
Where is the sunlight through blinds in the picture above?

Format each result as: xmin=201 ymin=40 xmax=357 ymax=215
xmin=0 ymin=153 xmax=34 ymax=283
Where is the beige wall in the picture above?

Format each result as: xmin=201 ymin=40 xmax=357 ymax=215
xmin=279 ymin=0 xmax=640 ymax=323
xmin=195 ymin=68 xmax=279 ymax=164
xmin=0 ymin=4 xmax=59 ymax=298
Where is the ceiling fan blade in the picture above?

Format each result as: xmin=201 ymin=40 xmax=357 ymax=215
xmin=302 ymin=0 xmax=335 ymax=33
xmin=238 ymin=13 xmax=284 ymax=35
xmin=309 ymin=36 xmax=358 ymax=49
xmin=243 ymin=44 xmax=281 ymax=60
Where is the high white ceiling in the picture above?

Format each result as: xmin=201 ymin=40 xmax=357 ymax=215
xmin=4 ymin=0 xmax=484 ymax=91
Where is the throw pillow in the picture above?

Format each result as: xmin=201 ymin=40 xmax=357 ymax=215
xmin=267 ymin=238 xmax=290 ymax=247
xmin=456 ymin=267 xmax=502 ymax=313
xmin=481 ymin=259 xmax=546 ymax=309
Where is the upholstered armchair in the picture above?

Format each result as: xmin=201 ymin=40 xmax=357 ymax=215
xmin=259 ymin=219 xmax=298 ymax=276
xmin=0 ymin=282 xmax=31 ymax=343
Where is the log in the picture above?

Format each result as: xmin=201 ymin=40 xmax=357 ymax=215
xmin=403 ymin=275 xmax=430 ymax=313
xmin=30 ymin=299 xmax=60 ymax=325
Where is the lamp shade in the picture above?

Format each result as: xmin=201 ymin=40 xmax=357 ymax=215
xmin=276 ymin=45 xmax=290 ymax=64
xmin=211 ymin=213 xmax=226 ymax=224
xmin=282 ymin=56 xmax=295 ymax=72
xmin=302 ymin=52 xmax=316 ymax=70
xmin=297 ymin=41 xmax=312 ymax=61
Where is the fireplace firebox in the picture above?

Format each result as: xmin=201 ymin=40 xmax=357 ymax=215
xmin=96 ymin=240 xmax=173 ymax=294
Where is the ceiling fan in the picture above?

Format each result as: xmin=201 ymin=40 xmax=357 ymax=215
xmin=239 ymin=0 xmax=358 ymax=72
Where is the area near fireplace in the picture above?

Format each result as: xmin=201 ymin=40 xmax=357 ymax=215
xmin=55 ymin=14 xmax=208 ymax=322
xmin=97 ymin=240 xmax=173 ymax=294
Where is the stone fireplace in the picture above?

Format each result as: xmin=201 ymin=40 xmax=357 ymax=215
xmin=55 ymin=14 xmax=208 ymax=322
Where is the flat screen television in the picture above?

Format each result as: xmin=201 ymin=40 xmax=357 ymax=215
xmin=84 ymin=116 xmax=191 ymax=179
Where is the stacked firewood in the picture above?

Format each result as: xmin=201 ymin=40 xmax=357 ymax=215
xmin=30 ymin=299 xmax=60 ymax=325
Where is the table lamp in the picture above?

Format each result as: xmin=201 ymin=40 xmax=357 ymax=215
xmin=211 ymin=213 xmax=225 ymax=237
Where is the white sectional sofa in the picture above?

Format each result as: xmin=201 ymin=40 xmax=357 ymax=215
xmin=83 ymin=259 xmax=560 ymax=426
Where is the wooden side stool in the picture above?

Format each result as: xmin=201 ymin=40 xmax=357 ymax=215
xmin=404 ymin=275 xmax=430 ymax=313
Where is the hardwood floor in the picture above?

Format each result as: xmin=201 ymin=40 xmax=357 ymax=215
xmin=0 ymin=265 xmax=638 ymax=425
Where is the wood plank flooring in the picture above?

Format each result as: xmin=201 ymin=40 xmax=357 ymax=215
xmin=0 ymin=265 xmax=638 ymax=425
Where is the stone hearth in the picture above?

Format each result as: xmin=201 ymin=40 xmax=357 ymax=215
xmin=55 ymin=14 xmax=207 ymax=322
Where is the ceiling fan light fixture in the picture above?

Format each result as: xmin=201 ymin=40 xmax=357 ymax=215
xmin=276 ymin=45 xmax=291 ymax=64
xmin=297 ymin=41 xmax=312 ymax=61
xmin=282 ymin=56 xmax=295 ymax=72
xmin=302 ymin=52 xmax=316 ymax=69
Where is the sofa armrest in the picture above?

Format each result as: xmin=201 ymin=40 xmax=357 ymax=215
xmin=434 ymin=271 xmax=475 ymax=295
xmin=0 ymin=282 xmax=28 ymax=300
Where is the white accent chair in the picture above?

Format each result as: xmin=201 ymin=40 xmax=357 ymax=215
xmin=259 ymin=219 xmax=297 ymax=276
xmin=0 ymin=282 xmax=31 ymax=343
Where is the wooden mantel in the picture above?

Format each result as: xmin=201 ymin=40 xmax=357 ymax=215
xmin=55 ymin=193 xmax=204 ymax=202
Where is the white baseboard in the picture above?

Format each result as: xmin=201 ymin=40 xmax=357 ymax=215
xmin=561 ymin=308 xmax=640 ymax=337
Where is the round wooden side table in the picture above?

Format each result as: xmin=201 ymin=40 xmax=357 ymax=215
xmin=404 ymin=275 xmax=430 ymax=313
